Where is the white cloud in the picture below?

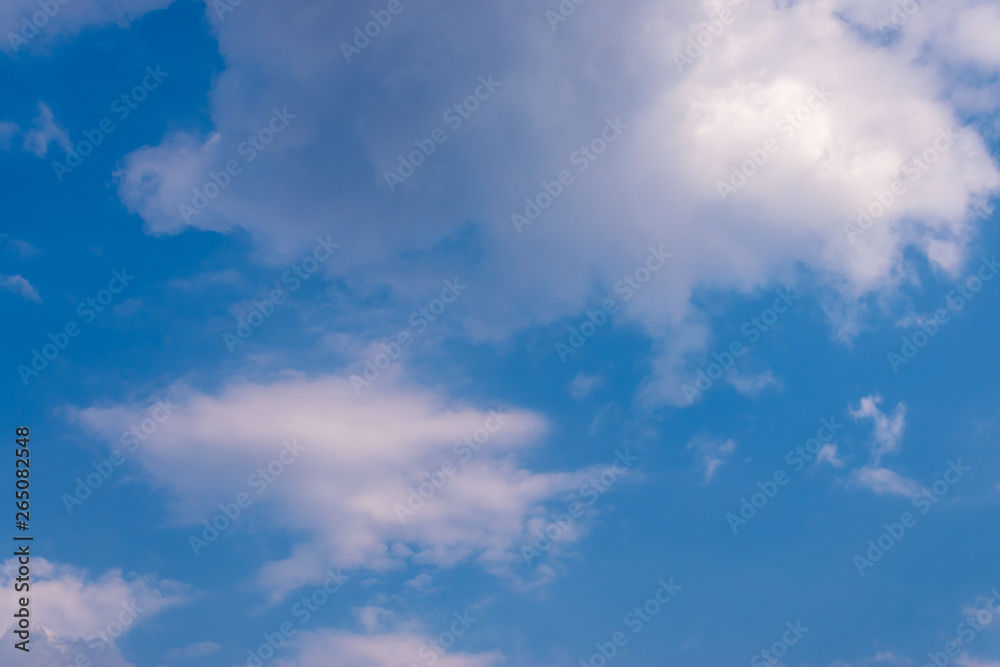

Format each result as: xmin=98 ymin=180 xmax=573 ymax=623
xmin=0 ymin=558 xmax=188 ymax=666
xmin=275 ymin=627 xmax=503 ymax=667
xmin=726 ymin=368 xmax=781 ymax=399
xmin=21 ymin=102 xmax=70 ymax=157
xmin=957 ymin=657 xmax=1000 ymax=667
xmin=109 ymin=0 xmax=1000 ymax=410
xmin=0 ymin=558 xmax=188 ymax=640
xmin=817 ymin=443 xmax=845 ymax=468
xmin=0 ymin=0 xmax=175 ymax=54
xmin=70 ymin=371 xmax=599 ymax=600
xmin=850 ymin=465 xmax=924 ymax=497
xmin=0 ymin=274 xmax=41 ymax=302
xmin=846 ymin=395 xmax=923 ymax=496
xmin=165 ymin=641 xmax=220 ymax=661
xmin=568 ymin=372 xmax=603 ymax=400
xmin=849 ymin=395 xmax=907 ymax=465
xmin=685 ymin=434 xmax=737 ymax=482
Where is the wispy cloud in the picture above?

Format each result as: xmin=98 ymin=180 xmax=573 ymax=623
xmin=850 ymin=465 xmax=925 ymax=497
xmin=0 ymin=274 xmax=41 ymax=303
xmin=850 ymin=395 xmax=907 ymax=465
xmin=686 ymin=434 xmax=737 ymax=483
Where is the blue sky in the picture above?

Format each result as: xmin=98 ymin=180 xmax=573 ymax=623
xmin=2 ymin=1 xmax=1000 ymax=666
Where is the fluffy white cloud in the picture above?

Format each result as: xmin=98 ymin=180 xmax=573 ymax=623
xmin=0 ymin=558 xmax=188 ymax=640
xmin=271 ymin=608 xmax=503 ymax=667
xmin=109 ymin=0 xmax=1000 ymax=408
xmin=71 ymin=371 xmax=599 ymax=600
xmin=0 ymin=558 xmax=188 ymax=666
xmin=276 ymin=628 xmax=503 ymax=667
